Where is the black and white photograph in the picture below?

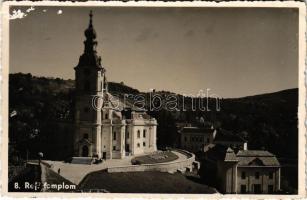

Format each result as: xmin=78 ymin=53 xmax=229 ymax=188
xmin=2 ymin=1 xmax=305 ymax=197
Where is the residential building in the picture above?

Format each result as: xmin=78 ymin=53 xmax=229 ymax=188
xmin=179 ymin=126 xmax=216 ymax=153
xmin=206 ymin=145 xmax=281 ymax=194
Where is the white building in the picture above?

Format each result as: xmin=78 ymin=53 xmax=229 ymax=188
xmin=73 ymin=11 xmax=157 ymax=159
xmin=179 ymin=126 xmax=216 ymax=153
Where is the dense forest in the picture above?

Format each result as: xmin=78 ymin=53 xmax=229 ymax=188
xmin=9 ymin=73 xmax=298 ymax=163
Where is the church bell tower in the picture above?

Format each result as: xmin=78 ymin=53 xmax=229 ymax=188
xmin=73 ymin=11 xmax=106 ymax=158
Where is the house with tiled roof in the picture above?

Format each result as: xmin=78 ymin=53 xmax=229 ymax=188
xmin=208 ymin=145 xmax=281 ymax=194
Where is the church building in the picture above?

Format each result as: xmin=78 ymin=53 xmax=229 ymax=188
xmin=73 ymin=11 xmax=157 ymax=159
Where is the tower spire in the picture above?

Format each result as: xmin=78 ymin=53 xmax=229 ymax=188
xmin=89 ymin=10 xmax=93 ymax=27
xmin=83 ymin=10 xmax=97 ymax=54
xmin=75 ymin=11 xmax=103 ymax=69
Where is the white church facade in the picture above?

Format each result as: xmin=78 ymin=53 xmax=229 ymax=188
xmin=73 ymin=11 xmax=157 ymax=159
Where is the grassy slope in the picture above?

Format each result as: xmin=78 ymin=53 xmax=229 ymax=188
xmin=79 ymin=171 xmax=217 ymax=193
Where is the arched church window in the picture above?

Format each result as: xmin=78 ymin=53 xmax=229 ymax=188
xmin=137 ymin=130 xmax=140 ymax=138
xmin=113 ymin=132 xmax=116 ymax=140
xmin=143 ymin=129 xmax=146 ymax=138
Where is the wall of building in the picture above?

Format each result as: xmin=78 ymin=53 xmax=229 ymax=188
xmin=125 ymin=118 xmax=157 ymax=156
xmin=100 ymin=124 xmax=109 ymax=158
xmin=180 ymin=131 xmax=215 ymax=153
xmin=236 ymin=167 xmax=280 ymax=194
xmin=216 ymin=161 xmax=237 ymax=194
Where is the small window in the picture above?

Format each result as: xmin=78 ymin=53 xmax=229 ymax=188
xmin=269 ymin=172 xmax=273 ymax=179
xmin=241 ymin=185 xmax=247 ymax=194
xmin=137 ymin=143 xmax=140 ymax=148
xmin=137 ymin=130 xmax=140 ymax=138
xmin=83 ymin=133 xmax=89 ymax=139
xmin=113 ymin=146 xmax=116 ymax=151
xmin=241 ymin=172 xmax=246 ymax=179
xmin=113 ymin=132 xmax=116 ymax=140
xmin=143 ymin=130 xmax=146 ymax=138
xmin=143 ymin=142 xmax=146 ymax=147
xmin=105 ymin=113 xmax=108 ymax=119
xmin=255 ymin=172 xmax=260 ymax=179
xmin=127 ymin=132 xmax=129 ymax=138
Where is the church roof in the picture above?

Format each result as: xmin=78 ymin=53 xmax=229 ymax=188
xmin=104 ymin=92 xmax=145 ymax=112
xmin=75 ymin=11 xmax=103 ymax=70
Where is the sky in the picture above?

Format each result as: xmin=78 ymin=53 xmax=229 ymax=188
xmin=9 ymin=6 xmax=298 ymax=98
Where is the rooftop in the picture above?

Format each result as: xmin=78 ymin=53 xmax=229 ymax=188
xmin=104 ymin=92 xmax=145 ymax=112
xmin=204 ymin=144 xmax=280 ymax=167
xmin=213 ymin=129 xmax=246 ymax=143
xmin=236 ymin=150 xmax=280 ymax=167
xmin=224 ymin=147 xmax=238 ymax=162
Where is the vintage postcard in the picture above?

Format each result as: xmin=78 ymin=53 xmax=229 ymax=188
xmin=1 ymin=1 xmax=306 ymax=198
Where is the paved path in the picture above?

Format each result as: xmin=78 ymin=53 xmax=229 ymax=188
xmin=44 ymin=151 xmax=189 ymax=185
xmin=44 ymin=157 xmax=132 ymax=185
xmin=172 ymin=151 xmax=188 ymax=161
xmin=41 ymin=164 xmax=77 ymax=192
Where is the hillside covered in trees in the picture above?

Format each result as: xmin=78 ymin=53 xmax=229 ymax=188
xmin=9 ymin=73 xmax=298 ymax=162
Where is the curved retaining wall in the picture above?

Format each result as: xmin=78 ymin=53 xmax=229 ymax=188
xmin=107 ymin=149 xmax=195 ymax=173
